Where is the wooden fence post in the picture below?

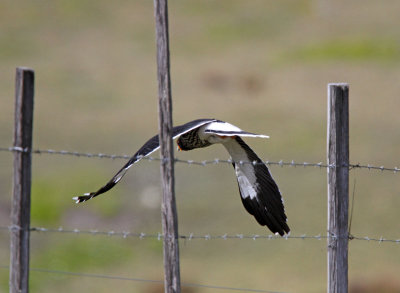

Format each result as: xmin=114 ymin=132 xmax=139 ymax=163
xmin=153 ymin=1 xmax=181 ymax=293
xmin=327 ymin=83 xmax=349 ymax=293
xmin=10 ymin=67 xmax=35 ymax=293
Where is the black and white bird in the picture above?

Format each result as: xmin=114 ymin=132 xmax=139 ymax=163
xmin=73 ymin=119 xmax=290 ymax=236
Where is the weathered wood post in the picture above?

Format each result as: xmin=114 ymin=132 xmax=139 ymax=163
xmin=327 ymin=83 xmax=349 ymax=293
xmin=10 ymin=67 xmax=35 ymax=293
xmin=153 ymin=1 xmax=181 ymax=292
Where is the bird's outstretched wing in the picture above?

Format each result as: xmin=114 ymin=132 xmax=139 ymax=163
xmin=203 ymin=121 xmax=269 ymax=139
xmin=73 ymin=119 xmax=217 ymax=203
xmin=224 ymin=137 xmax=290 ymax=236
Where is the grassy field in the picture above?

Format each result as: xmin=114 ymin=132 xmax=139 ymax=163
xmin=1 ymin=1 xmax=400 ymax=292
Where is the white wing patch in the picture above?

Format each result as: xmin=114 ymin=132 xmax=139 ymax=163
xmin=235 ymin=165 xmax=259 ymax=199
xmin=202 ymin=121 xmax=269 ymax=138
xmin=203 ymin=121 xmax=243 ymax=133
xmin=223 ymin=138 xmax=260 ymax=200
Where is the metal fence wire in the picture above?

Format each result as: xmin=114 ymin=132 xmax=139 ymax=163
xmin=1 ymin=146 xmax=399 ymax=173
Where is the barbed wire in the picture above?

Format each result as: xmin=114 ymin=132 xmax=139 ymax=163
xmin=1 ymin=146 xmax=399 ymax=173
xmin=0 ymin=265 xmax=287 ymax=293
xmin=2 ymin=226 xmax=399 ymax=244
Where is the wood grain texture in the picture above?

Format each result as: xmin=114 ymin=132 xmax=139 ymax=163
xmin=154 ymin=1 xmax=181 ymax=292
xmin=327 ymin=83 xmax=349 ymax=293
xmin=10 ymin=67 xmax=34 ymax=293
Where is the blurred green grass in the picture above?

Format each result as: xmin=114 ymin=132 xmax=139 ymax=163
xmin=281 ymin=38 xmax=400 ymax=63
xmin=1 ymin=1 xmax=400 ymax=292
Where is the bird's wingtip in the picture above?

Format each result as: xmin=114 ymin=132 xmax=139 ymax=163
xmin=72 ymin=193 xmax=94 ymax=204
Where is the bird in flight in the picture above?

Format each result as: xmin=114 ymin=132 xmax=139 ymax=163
xmin=73 ymin=119 xmax=290 ymax=236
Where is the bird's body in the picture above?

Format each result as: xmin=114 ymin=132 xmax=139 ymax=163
xmin=74 ymin=119 xmax=290 ymax=236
